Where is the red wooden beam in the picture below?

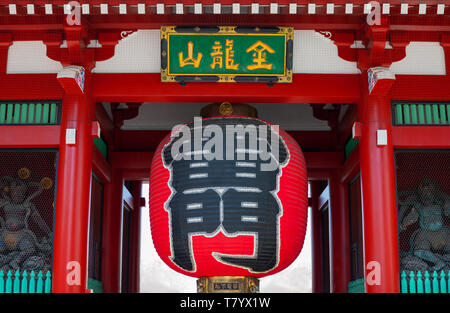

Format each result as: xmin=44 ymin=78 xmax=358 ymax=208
xmin=304 ymin=151 xmax=344 ymax=169
xmin=392 ymin=126 xmax=450 ymax=149
xmin=110 ymin=151 xmax=154 ymax=170
xmin=128 ymin=181 xmax=143 ymax=293
xmin=0 ymin=0 xmax=427 ymax=5
xmin=3 ymin=73 xmax=450 ymax=105
xmin=92 ymin=146 xmax=112 ymax=184
xmin=1 ymin=11 xmax=450 ymax=33
xmin=289 ymin=131 xmax=335 ymax=151
xmin=310 ymin=181 xmax=325 ymax=293
xmin=101 ymin=167 xmax=123 ymax=293
xmin=87 ymin=14 xmax=363 ymax=30
xmin=118 ymin=130 xmax=169 ymax=151
xmin=341 ymin=144 xmax=360 ymax=183
xmin=392 ymin=75 xmax=450 ymax=101
xmin=94 ymin=102 xmax=114 ymax=146
xmin=328 ymin=168 xmax=351 ymax=293
xmin=0 ymin=1 xmax=447 ymax=6
xmin=0 ymin=74 xmax=63 ymax=100
xmin=122 ymin=169 xmax=151 ymax=181
xmin=93 ymin=73 xmax=361 ymax=104
xmin=0 ymin=125 xmax=60 ymax=147
xmin=308 ymin=169 xmax=331 ymax=180
xmin=337 ymin=103 xmax=358 ymax=149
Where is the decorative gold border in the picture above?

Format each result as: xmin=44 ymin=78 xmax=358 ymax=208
xmin=197 ymin=276 xmax=260 ymax=293
xmin=160 ymin=26 xmax=293 ymax=83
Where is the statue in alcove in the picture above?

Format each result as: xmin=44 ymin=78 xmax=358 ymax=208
xmin=0 ymin=169 xmax=53 ymax=273
xmin=398 ymin=177 xmax=450 ymax=272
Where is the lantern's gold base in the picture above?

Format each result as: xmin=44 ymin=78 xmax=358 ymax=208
xmin=197 ymin=276 xmax=259 ymax=293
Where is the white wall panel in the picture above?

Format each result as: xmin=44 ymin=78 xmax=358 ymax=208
xmin=390 ymin=42 xmax=446 ymax=75
xmin=6 ymin=41 xmax=62 ymax=74
xmin=93 ymin=30 xmax=161 ymax=73
xmin=5 ymin=31 xmax=447 ymax=76
xmin=292 ymin=30 xmax=360 ymax=74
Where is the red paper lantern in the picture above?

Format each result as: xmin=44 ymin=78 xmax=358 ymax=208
xmin=149 ymin=116 xmax=308 ymax=278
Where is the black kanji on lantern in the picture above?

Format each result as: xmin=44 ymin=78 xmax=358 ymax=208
xmin=162 ymin=117 xmax=289 ymax=273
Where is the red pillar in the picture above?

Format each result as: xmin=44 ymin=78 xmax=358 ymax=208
xmin=52 ymin=73 xmax=94 ymax=293
xmin=328 ymin=169 xmax=350 ymax=293
xmin=101 ymin=167 xmax=124 ymax=293
xmin=310 ymin=181 xmax=324 ymax=293
xmin=128 ymin=181 xmax=143 ymax=293
xmin=358 ymin=70 xmax=400 ymax=293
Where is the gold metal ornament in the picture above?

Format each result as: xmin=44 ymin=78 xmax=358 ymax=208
xmin=218 ymin=102 xmax=233 ymax=116
xmin=18 ymin=168 xmax=31 ymax=180
xmin=197 ymin=276 xmax=260 ymax=293
xmin=40 ymin=177 xmax=53 ymax=190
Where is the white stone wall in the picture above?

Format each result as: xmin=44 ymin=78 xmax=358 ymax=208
xmin=6 ymin=29 xmax=447 ymax=75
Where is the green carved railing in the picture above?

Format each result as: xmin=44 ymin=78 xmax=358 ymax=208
xmin=393 ymin=102 xmax=450 ymax=126
xmin=0 ymin=270 xmax=51 ymax=293
xmin=401 ymin=270 xmax=450 ymax=293
xmin=0 ymin=102 xmax=60 ymax=125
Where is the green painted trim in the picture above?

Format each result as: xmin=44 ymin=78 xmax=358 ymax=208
xmin=344 ymin=137 xmax=359 ymax=160
xmin=0 ymin=103 xmax=5 ymax=124
xmin=432 ymin=104 xmax=440 ymax=124
xmin=20 ymin=103 xmax=28 ymax=124
xmin=418 ymin=104 xmax=425 ymax=124
xmin=6 ymin=104 xmax=13 ymax=124
xmin=410 ymin=104 xmax=418 ymax=124
xmin=393 ymin=102 xmax=450 ymax=126
xmin=87 ymin=278 xmax=103 ymax=293
xmin=396 ymin=104 xmax=403 ymax=124
xmin=94 ymin=137 xmax=108 ymax=160
xmin=403 ymin=104 xmax=411 ymax=124
xmin=425 ymin=104 xmax=433 ymax=124
xmin=13 ymin=103 xmax=20 ymax=123
xmin=348 ymin=278 xmax=365 ymax=293
xmin=439 ymin=104 xmax=447 ymax=124
xmin=447 ymin=104 xmax=450 ymax=123
xmin=42 ymin=103 xmax=49 ymax=124
xmin=35 ymin=103 xmax=42 ymax=123
xmin=28 ymin=103 xmax=35 ymax=124
xmin=50 ymin=103 xmax=57 ymax=124
xmin=0 ymin=102 xmax=60 ymax=125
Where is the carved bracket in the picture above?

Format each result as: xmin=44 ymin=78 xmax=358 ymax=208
xmin=310 ymin=103 xmax=341 ymax=129
xmin=316 ymin=24 xmax=410 ymax=71
xmin=0 ymin=32 xmax=12 ymax=74
xmin=111 ymin=102 xmax=142 ymax=128
xmin=440 ymin=32 xmax=450 ymax=75
xmin=44 ymin=26 xmax=137 ymax=70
